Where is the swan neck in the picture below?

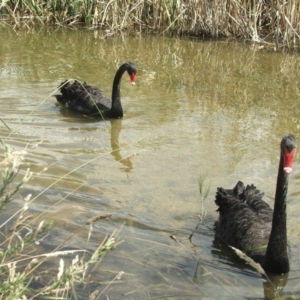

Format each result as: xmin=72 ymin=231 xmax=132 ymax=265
xmin=264 ymin=154 xmax=289 ymax=273
xmin=110 ymin=65 xmax=127 ymax=118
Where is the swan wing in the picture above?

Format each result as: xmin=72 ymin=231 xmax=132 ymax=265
xmin=215 ymin=181 xmax=272 ymax=250
xmin=56 ymin=81 xmax=112 ymax=114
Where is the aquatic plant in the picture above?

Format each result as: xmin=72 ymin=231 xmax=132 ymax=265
xmin=189 ymin=172 xmax=210 ymax=241
xmin=0 ymin=144 xmax=119 ymax=299
xmin=1 ymin=0 xmax=300 ymax=49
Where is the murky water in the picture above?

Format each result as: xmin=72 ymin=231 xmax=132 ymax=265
xmin=1 ymin=27 xmax=300 ymax=299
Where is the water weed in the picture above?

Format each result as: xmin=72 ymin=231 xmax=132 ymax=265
xmin=189 ymin=172 xmax=210 ymax=241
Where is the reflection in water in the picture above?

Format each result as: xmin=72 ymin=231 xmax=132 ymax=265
xmin=263 ymin=273 xmax=288 ymax=300
xmin=56 ymin=107 xmax=133 ymax=171
xmin=210 ymin=237 xmax=289 ymax=299
xmin=109 ymin=119 xmax=133 ymax=172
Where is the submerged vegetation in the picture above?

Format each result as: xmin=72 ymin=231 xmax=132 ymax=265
xmin=1 ymin=0 xmax=300 ymax=49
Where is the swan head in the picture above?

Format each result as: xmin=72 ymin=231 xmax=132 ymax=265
xmin=126 ymin=62 xmax=137 ymax=86
xmin=282 ymin=134 xmax=297 ymax=174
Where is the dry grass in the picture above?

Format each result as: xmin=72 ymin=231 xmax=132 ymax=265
xmin=1 ymin=0 xmax=300 ymax=49
xmin=0 ymin=142 xmax=120 ymax=299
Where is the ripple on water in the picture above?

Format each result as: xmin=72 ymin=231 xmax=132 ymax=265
xmin=1 ymin=28 xmax=300 ymax=298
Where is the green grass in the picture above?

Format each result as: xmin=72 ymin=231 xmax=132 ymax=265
xmin=189 ymin=172 xmax=210 ymax=241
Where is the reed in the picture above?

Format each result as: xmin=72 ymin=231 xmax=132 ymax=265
xmin=189 ymin=172 xmax=210 ymax=241
xmin=0 ymin=145 xmax=119 ymax=299
xmin=1 ymin=0 xmax=300 ymax=49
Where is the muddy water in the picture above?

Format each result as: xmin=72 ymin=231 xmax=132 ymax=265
xmin=1 ymin=28 xmax=300 ymax=299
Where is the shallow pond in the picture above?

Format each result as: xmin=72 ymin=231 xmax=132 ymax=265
xmin=1 ymin=28 xmax=300 ymax=299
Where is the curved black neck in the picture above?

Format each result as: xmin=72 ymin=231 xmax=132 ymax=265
xmin=264 ymin=154 xmax=289 ymax=274
xmin=110 ymin=64 xmax=128 ymax=118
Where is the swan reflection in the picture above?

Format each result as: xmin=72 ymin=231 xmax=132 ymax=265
xmin=110 ymin=119 xmax=133 ymax=172
xmin=208 ymin=237 xmax=289 ymax=299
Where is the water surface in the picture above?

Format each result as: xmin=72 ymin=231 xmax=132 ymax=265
xmin=1 ymin=28 xmax=300 ymax=299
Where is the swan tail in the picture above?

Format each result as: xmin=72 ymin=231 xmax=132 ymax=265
xmin=215 ymin=181 xmax=245 ymax=209
xmin=215 ymin=181 xmax=270 ymax=214
xmin=242 ymin=184 xmax=270 ymax=213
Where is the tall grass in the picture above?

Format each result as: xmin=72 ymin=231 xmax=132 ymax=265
xmin=1 ymin=0 xmax=300 ymax=49
xmin=0 ymin=144 xmax=120 ymax=299
xmin=189 ymin=173 xmax=210 ymax=241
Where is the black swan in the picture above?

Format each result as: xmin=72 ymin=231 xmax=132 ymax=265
xmin=215 ymin=134 xmax=297 ymax=274
xmin=54 ymin=62 xmax=137 ymax=118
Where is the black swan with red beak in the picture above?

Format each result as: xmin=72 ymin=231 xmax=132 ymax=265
xmin=215 ymin=134 xmax=297 ymax=274
xmin=55 ymin=62 xmax=137 ymax=119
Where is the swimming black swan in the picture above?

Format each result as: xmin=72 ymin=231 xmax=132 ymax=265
xmin=54 ymin=62 xmax=137 ymax=118
xmin=215 ymin=134 xmax=297 ymax=274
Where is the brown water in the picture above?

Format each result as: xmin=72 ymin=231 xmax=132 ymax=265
xmin=1 ymin=28 xmax=300 ymax=299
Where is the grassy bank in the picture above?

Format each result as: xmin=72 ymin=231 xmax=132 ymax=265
xmin=1 ymin=0 xmax=300 ymax=49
